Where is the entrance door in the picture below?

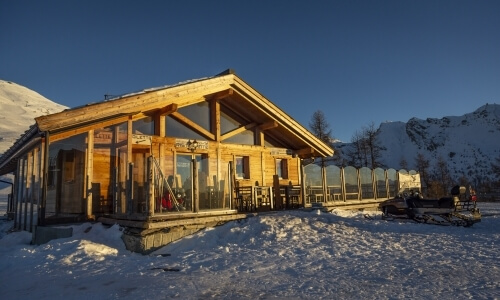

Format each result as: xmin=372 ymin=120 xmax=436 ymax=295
xmin=132 ymin=147 xmax=150 ymax=213
xmin=176 ymin=153 xmax=202 ymax=211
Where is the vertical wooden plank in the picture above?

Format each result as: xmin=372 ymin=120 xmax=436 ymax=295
xmin=127 ymin=118 xmax=132 ymax=163
xmin=23 ymin=151 xmax=33 ymax=230
xmin=261 ymin=152 xmax=265 ymax=186
xmin=40 ymin=134 xmax=49 ymax=225
xmin=273 ymin=174 xmax=282 ymax=210
xmin=87 ymin=130 xmax=94 ymax=219
xmin=193 ymin=159 xmax=199 ymax=213
xmin=210 ymin=99 xmax=220 ymax=141
xmin=147 ymin=157 xmax=154 ymax=215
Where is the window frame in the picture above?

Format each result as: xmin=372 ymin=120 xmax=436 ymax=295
xmin=235 ymin=156 xmax=250 ymax=179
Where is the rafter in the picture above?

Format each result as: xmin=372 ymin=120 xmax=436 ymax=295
xmin=258 ymin=120 xmax=278 ymax=131
xmin=208 ymin=88 xmax=233 ymax=102
xmin=157 ymin=103 xmax=178 ymax=116
xmin=295 ymin=147 xmax=316 ymax=158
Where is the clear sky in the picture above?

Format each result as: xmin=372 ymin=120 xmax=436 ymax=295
xmin=1 ymin=0 xmax=499 ymax=142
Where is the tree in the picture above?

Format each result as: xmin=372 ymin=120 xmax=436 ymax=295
xmin=399 ymin=157 xmax=408 ymax=170
xmin=347 ymin=130 xmax=366 ymax=168
xmin=346 ymin=122 xmax=383 ymax=169
xmin=362 ymin=122 xmax=383 ymax=169
xmin=309 ymin=110 xmax=332 ymax=145
xmin=432 ymin=156 xmax=453 ymax=196
xmin=308 ymin=110 xmax=334 ymax=167
xmin=414 ymin=153 xmax=430 ymax=194
xmin=492 ymin=154 xmax=500 ymax=181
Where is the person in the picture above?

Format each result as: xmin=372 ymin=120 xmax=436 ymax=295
xmin=469 ymin=187 xmax=477 ymax=202
xmin=161 ymin=176 xmax=176 ymax=211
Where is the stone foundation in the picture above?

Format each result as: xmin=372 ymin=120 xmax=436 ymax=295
xmin=121 ymin=221 xmax=225 ymax=254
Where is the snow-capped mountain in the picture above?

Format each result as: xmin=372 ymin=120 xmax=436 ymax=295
xmin=0 ymin=80 xmax=67 ymax=155
xmin=336 ymin=103 xmax=500 ymax=182
xmin=0 ymin=80 xmax=67 ymax=190
xmin=1 ymin=79 xmax=498 ymax=184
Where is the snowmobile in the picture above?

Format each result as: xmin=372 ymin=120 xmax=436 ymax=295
xmin=379 ymin=186 xmax=481 ymax=227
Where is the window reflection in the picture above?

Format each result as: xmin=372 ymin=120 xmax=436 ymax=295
xmin=178 ymin=102 xmax=210 ymax=131
xmin=166 ymin=116 xmax=204 ymax=140
xmin=133 ymin=117 xmax=154 ymax=135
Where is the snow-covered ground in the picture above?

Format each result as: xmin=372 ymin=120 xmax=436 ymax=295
xmin=0 ymin=198 xmax=499 ymax=300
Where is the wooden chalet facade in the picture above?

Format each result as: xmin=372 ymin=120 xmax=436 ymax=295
xmin=0 ymin=70 xmax=333 ymax=235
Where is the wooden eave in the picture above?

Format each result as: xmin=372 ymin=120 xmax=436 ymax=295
xmin=33 ymin=71 xmax=333 ymax=158
xmin=228 ymin=76 xmax=333 ymax=158
xmin=35 ymin=75 xmax=234 ymax=132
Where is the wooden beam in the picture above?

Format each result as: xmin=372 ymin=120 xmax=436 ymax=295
xmin=210 ymin=98 xmax=220 ymax=141
xmin=220 ymin=122 xmax=257 ymax=141
xmin=208 ymin=89 xmax=233 ymax=102
xmin=36 ymin=75 xmax=234 ymax=132
xmin=157 ymin=103 xmax=178 ymax=116
xmin=170 ymin=111 xmax=215 ymax=140
xmin=295 ymin=147 xmax=315 ymax=158
xmin=258 ymin=120 xmax=278 ymax=131
xmin=49 ymin=114 xmax=131 ymax=142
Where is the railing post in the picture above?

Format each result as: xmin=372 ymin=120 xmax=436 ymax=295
xmin=147 ymin=156 xmax=154 ymax=216
xmin=126 ymin=163 xmax=133 ymax=215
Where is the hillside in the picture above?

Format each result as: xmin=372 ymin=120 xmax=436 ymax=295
xmin=335 ymin=103 xmax=500 ymax=182
xmin=0 ymin=80 xmax=67 ymax=155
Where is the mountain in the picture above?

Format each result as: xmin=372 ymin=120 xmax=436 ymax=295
xmin=1 ymin=79 xmax=499 ymax=185
xmin=0 ymin=80 xmax=67 ymax=191
xmin=335 ymin=103 xmax=500 ymax=182
xmin=0 ymin=80 xmax=67 ymax=155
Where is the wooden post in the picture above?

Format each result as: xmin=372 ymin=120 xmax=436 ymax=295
xmin=147 ymin=156 xmax=154 ymax=215
xmin=86 ymin=130 xmax=94 ymax=220
xmin=127 ymin=163 xmax=133 ymax=214
xmin=193 ymin=159 xmax=199 ymax=213
xmin=273 ymin=175 xmax=282 ymax=210
xmin=40 ymin=132 xmax=50 ymax=226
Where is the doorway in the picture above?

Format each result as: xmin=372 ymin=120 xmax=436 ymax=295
xmin=131 ymin=147 xmax=150 ymax=213
xmin=175 ymin=153 xmax=203 ymax=211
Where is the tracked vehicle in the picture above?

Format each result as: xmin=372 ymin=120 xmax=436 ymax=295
xmin=379 ymin=173 xmax=481 ymax=226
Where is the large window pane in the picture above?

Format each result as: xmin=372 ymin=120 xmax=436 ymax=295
xmin=93 ymin=122 xmax=128 ymax=214
xmin=133 ymin=116 xmax=154 ymax=135
xmin=166 ymin=116 xmax=204 ymax=140
xmin=47 ymin=133 xmax=87 ymax=215
xmin=178 ymin=102 xmax=210 ymax=131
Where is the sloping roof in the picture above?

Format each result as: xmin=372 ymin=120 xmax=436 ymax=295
xmin=0 ymin=70 xmax=333 ymax=174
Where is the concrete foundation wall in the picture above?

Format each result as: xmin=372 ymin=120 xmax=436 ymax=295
xmin=121 ymin=221 xmax=221 ymax=254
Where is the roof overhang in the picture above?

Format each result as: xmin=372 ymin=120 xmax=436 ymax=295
xmin=0 ymin=70 xmax=332 ymax=175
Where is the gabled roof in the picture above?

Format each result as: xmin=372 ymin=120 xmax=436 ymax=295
xmin=0 ymin=70 xmax=333 ymax=174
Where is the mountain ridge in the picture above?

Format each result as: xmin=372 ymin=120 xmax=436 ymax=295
xmin=0 ymin=79 xmax=67 ymax=154
xmin=335 ymin=103 xmax=500 ymax=183
xmin=1 ymin=79 xmax=498 ymax=185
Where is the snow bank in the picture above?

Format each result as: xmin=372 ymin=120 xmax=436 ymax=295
xmin=0 ymin=204 xmax=499 ymax=299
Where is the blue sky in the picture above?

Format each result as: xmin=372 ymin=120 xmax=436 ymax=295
xmin=1 ymin=0 xmax=499 ymax=142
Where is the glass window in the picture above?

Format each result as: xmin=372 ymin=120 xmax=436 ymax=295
xmin=220 ymin=110 xmax=240 ymax=135
xmin=223 ymin=129 xmax=255 ymax=145
xmin=93 ymin=122 xmax=128 ymax=214
xmin=178 ymin=102 xmax=210 ymax=131
xmin=166 ymin=116 xmax=204 ymax=140
xmin=235 ymin=156 xmax=249 ymax=179
xmin=276 ymin=159 xmax=288 ymax=179
xmin=264 ymin=135 xmax=282 ymax=147
xmin=47 ymin=133 xmax=87 ymax=214
xmin=133 ymin=116 xmax=154 ymax=135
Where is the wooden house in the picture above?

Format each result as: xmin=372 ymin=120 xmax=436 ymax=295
xmin=0 ymin=70 xmax=333 ymax=250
